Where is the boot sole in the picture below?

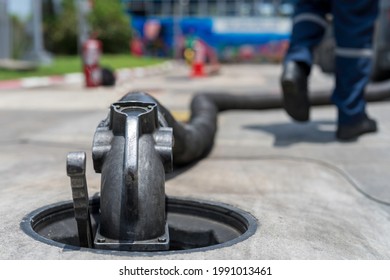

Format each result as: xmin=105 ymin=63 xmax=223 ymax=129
xmin=336 ymin=120 xmax=377 ymax=141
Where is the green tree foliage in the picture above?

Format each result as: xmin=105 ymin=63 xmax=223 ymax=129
xmin=43 ymin=0 xmax=78 ymax=54
xmin=43 ymin=0 xmax=132 ymax=54
xmin=88 ymin=0 xmax=132 ymax=53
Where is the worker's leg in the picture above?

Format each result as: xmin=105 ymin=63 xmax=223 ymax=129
xmin=284 ymin=0 xmax=331 ymax=70
xmin=281 ymin=0 xmax=331 ymax=122
xmin=332 ymin=0 xmax=379 ymax=139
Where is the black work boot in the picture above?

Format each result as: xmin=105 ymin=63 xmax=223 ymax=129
xmin=281 ymin=61 xmax=310 ymax=122
xmin=336 ymin=114 xmax=377 ymax=141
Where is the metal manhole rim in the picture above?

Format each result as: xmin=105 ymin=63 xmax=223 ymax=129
xmin=21 ymin=196 xmax=258 ymax=256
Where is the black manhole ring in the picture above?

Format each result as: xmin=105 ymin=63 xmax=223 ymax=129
xmin=21 ymin=196 xmax=257 ymax=256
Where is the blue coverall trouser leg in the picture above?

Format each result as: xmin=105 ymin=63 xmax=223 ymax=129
xmin=284 ymin=0 xmax=379 ymax=125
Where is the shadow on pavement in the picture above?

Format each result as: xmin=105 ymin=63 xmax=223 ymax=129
xmin=244 ymin=120 xmax=338 ymax=146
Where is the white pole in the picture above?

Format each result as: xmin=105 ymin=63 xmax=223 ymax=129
xmin=28 ymin=0 xmax=52 ymax=64
xmin=0 ymin=0 xmax=10 ymax=59
xmin=76 ymin=0 xmax=90 ymax=53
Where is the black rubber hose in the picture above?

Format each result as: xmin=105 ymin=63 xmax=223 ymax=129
xmin=121 ymin=81 xmax=390 ymax=166
xmin=119 ymin=92 xmax=215 ymax=165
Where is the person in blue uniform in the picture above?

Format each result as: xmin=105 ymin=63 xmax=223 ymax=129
xmin=281 ymin=0 xmax=379 ymax=140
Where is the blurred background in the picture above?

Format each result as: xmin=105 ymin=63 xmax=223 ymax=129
xmin=0 ymin=0 xmax=294 ymax=62
xmin=1 ymin=0 xmax=389 ymax=81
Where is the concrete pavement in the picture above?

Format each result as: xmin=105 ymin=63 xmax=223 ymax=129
xmin=1 ymin=63 xmax=390 ymax=259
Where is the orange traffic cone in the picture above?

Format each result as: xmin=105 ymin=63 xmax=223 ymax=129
xmin=191 ymin=40 xmax=206 ymax=78
xmin=191 ymin=62 xmax=205 ymax=77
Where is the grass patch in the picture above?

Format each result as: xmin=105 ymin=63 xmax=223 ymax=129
xmin=0 ymin=54 xmax=167 ymax=81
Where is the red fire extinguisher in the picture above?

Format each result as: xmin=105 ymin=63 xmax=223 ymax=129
xmin=82 ymin=38 xmax=102 ymax=87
